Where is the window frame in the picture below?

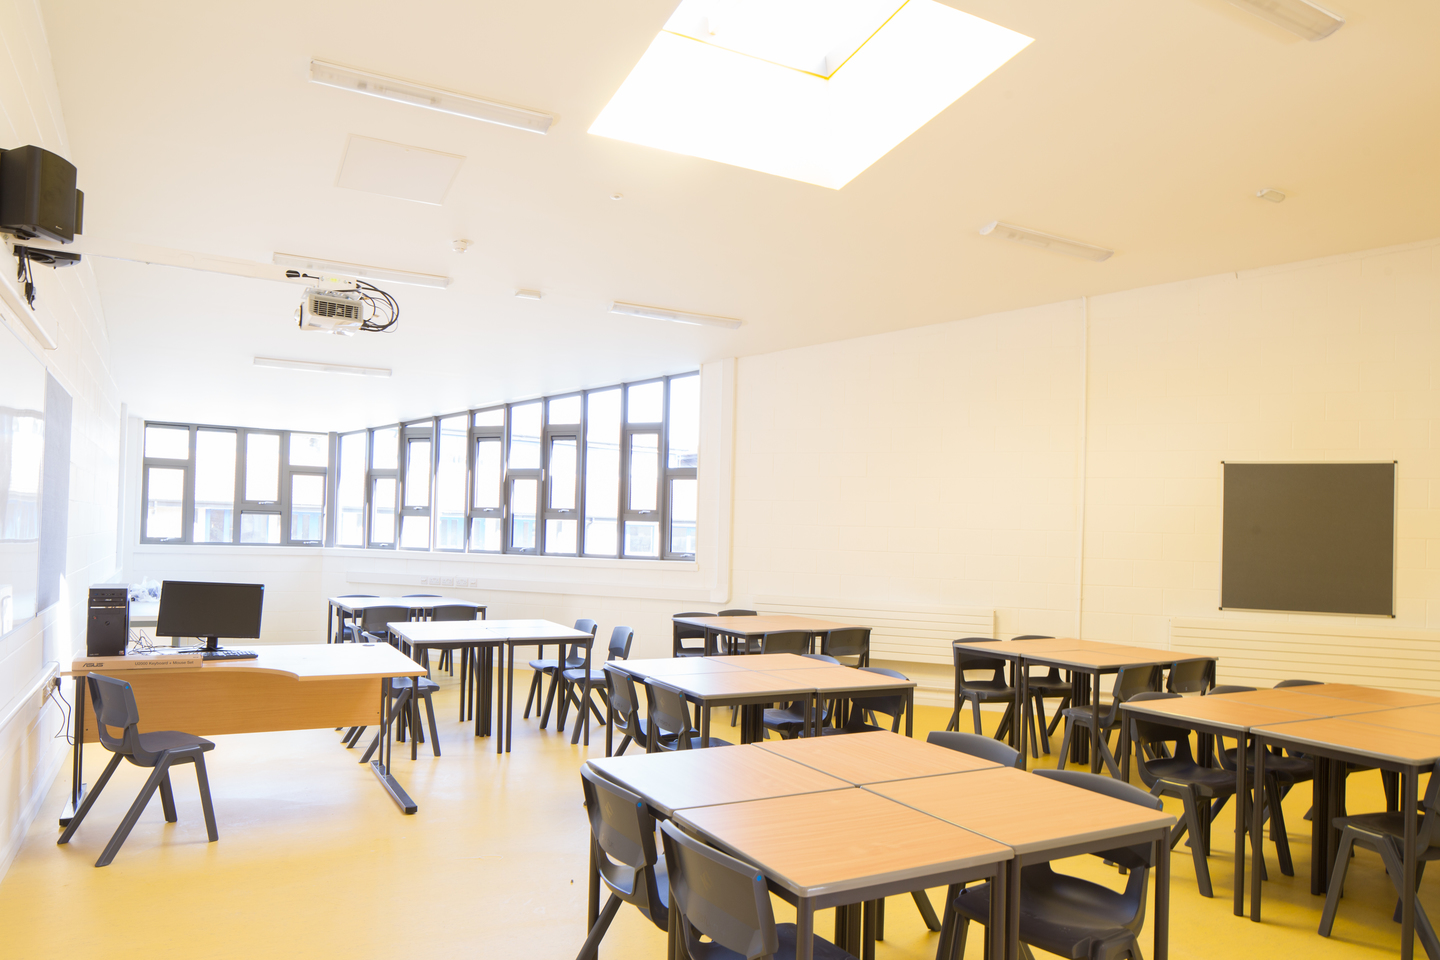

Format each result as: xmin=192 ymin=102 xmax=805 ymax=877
xmin=398 ymin=419 xmax=434 ymax=551
xmin=542 ymin=393 xmax=583 ymax=557
xmin=367 ymin=425 xmax=401 ymax=550
xmin=468 ymin=407 xmax=506 ymax=554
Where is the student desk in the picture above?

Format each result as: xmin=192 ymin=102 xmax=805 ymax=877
xmin=1250 ymin=715 xmax=1440 ymax=960
xmin=64 ymin=644 xmax=427 ymax=815
xmin=325 ymin=595 xmax=484 ymax=643
xmin=653 ymin=671 xmax=817 ymax=745
xmin=672 ymin=614 xmax=863 ymax=656
xmin=870 ymin=766 xmax=1176 ymax=960
xmin=491 ymin=619 xmax=597 ymax=751
xmin=386 ymin=619 xmax=501 ymax=733
xmin=757 ymin=729 xmax=999 ymax=784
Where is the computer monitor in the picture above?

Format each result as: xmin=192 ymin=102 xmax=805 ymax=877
xmin=156 ymin=580 xmax=264 ymax=652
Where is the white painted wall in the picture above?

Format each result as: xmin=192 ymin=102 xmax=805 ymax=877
xmin=0 ymin=0 xmax=122 ymax=881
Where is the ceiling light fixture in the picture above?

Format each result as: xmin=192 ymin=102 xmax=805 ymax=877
xmin=1224 ymin=0 xmax=1344 ymax=40
xmin=272 ymin=252 xmax=449 ymax=289
xmin=515 ymin=289 xmax=543 ymax=300
xmin=609 ymin=301 xmax=742 ymax=329
xmin=1256 ymin=187 xmax=1286 ymax=203
xmin=308 ymin=60 xmax=554 ymax=134
xmin=254 ymin=356 xmax=392 ymax=378
xmin=979 ymin=221 xmax=1113 ymax=262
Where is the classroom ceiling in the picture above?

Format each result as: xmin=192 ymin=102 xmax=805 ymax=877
xmin=36 ymin=0 xmax=1440 ymax=431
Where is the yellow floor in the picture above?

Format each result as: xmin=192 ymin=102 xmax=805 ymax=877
xmin=0 ymin=672 xmax=1431 ymax=960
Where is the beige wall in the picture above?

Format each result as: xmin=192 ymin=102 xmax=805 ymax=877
xmin=0 ymin=0 xmax=122 ymax=880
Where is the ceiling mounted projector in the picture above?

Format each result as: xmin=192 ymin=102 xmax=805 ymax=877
xmin=296 ymin=287 xmax=363 ymax=336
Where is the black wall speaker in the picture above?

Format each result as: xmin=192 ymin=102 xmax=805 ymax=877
xmin=0 ymin=145 xmax=83 ymax=243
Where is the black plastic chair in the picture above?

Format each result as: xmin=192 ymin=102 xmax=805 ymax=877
xmin=926 ymin=730 xmax=1024 ymax=770
xmin=941 ymin=768 xmax=1163 ymax=960
xmin=576 ymin=766 xmax=669 ymax=959
xmin=822 ymin=627 xmax=871 ymax=667
xmin=602 ymin=665 xmax=662 ymax=756
xmin=1013 ymin=635 xmax=1068 ymax=752
xmin=716 ymin=609 xmax=759 ymax=654
xmin=1204 ymin=685 xmax=1256 ymax=695
xmin=1166 ymin=658 xmax=1216 ymax=694
xmin=761 ymin=630 xmax=810 ymax=655
xmin=335 ymin=594 xmax=377 ymax=643
xmin=660 ymin=819 xmax=856 ymax=960
xmin=718 ymin=608 xmax=757 ymax=616
xmin=643 ymin=680 xmax=731 ymax=750
xmin=525 ymin=618 xmax=597 ymax=728
xmin=559 ymin=626 xmax=635 ymax=745
xmin=1056 ymin=664 xmax=1160 ymax=779
xmin=1126 ymin=690 xmax=1288 ymax=898
xmin=358 ymin=676 xmax=442 ymax=761
xmin=1320 ymin=758 xmax=1440 ymax=956
xmin=947 ymin=640 xmax=1019 ymax=743
xmin=1274 ymin=678 xmax=1323 ymax=687
xmin=358 ymin=604 xmax=410 ymax=644
xmin=428 ymin=603 xmax=479 ymax=673
xmin=837 ymin=667 xmax=910 ymax=734
xmin=673 ymin=611 xmax=716 ymax=657
xmin=57 ymin=674 xmax=218 ymax=867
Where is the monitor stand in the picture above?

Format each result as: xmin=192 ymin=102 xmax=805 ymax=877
xmin=179 ymin=636 xmax=222 ymax=653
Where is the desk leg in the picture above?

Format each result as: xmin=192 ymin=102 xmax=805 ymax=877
xmin=1155 ymin=833 xmax=1170 ymax=960
xmin=1234 ymin=732 xmax=1249 ymax=918
xmin=1007 ymin=857 xmax=1021 ymax=960
xmin=60 ymin=677 xmax=87 ymax=826
xmin=503 ymin=643 xmax=516 ymax=754
xmin=327 ymin=603 xmax=334 ymax=643
xmin=1310 ymin=758 xmax=1329 ymax=896
xmin=701 ymin=698 xmax=712 ymax=746
xmin=796 ymin=897 xmax=814 ymax=960
xmin=989 ymin=864 xmax=1007 ymax=960
xmin=369 ymin=677 xmax=418 ymax=814
xmin=1251 ymin=733 xmax=1265 ymax=921
xmin=1402 ymin=766 xmax=1419 ymax=960
xmin=905 ymin=689 xmax=913 ymax=738
xmin=1089 ymin=669 xmax=1102 ymax=774
xmin=1017 ymin=659 xmax=1029 ymax=766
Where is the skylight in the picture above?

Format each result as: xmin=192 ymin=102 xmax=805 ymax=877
xmin=589 ymin=0 xmax=1032 ymax=190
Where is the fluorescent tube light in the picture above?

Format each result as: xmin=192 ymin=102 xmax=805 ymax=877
xmin=979 ymin=221 xmax=1113 ymax=262
xmin=308 ymin=60 xmax=554 ymax=134
xmin=609 ymin=301 xmax=742 ymax=329
xmin=253 ymin=356 xmax=391 ymax=378
xmin=272 ymin=253 xmax=449 ymax=289
xmin=514 ymin=289 xmax=543 ymax=300
xmin=1224 ymin=0 xmax=1344 ymax=40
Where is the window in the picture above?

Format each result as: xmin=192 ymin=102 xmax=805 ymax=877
xmin=140 ymin=423 xmax=330 ymax=546
xmin=139 ymin=371 xmax=700 ymax=558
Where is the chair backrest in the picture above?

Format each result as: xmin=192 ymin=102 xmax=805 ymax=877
xmin=660 ymin=819 xmax=778 ymax=960
xmin=87 ymin=674 xmax=165 ymax=765
xmin=717 ymin=609 xmax=757 ymax=617
xmin=847 ymin=667 xmax=909 ymax=732
xmin=338 ymin=594 xmax=377 ymax=598
xmin=1033 ymin=768 xmax=1162 ymax=871
xmin=431 ymin=604 xmax=478 ymax=622
xmin=1274 ymin=679 xmax=1322 ymax=688
xmin=952 ymin=640 xmax=1008 ymax=688
xmin=644 ymin=681 xmax=698 ymax=749
xmin=822 ymin=627 xmax=870 ymax=659
xmin=803 ymin=653 xmax=841 ymax=665
xmin=1012 ymin=635 xmax=1052 ymax=641
xmin=360 ymin=605 xmax=411 ymax=635
xmin=403 ymin=593 xmax=442 ymax=597
xmin=569 ymin=618 xmax=599 ymax=665
xmin=1416 ymin=759 xmax=1440 ymax=852
xmin=927 ymin=730 xmax=1023 ymax=769
xmin=1126 ymin=692 xmax=1198 ymax=784
xmin=760 ymin=630 xmax=809 ymax=655
xmin=1167 ymin=658 xmax=1215 ymax=694
xmin=673 ymin=612 xmax=714 ymax=646
xmin=1205 ymin=684 xmax=1256 ymax=696
xmin=1102 ymin=664 xmax=1162 ymax=723
xmin=579 ymin=766 xmax=668 ymax=928
xmin=604 ymin=665 xmax=645 ymax=748
xmin=608 ymin=625 xmax=635 ymax=661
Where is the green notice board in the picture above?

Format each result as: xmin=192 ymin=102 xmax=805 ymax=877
xmin=1221 ymin=461 xmax=1395 ymax=617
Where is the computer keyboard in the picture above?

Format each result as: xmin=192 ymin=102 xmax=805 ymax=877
xmin=199 ymin=649 xmax=258 ymax=661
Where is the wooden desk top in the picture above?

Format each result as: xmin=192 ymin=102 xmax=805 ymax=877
xmin=328 ymin=596 xmax=479 ymax=612
xmin=1213 ymin=688 xmax=1387 ymax=716
xmin=472 ymin=619 xmax=594 ymax=643
xmin=1339 ymin=707 xmax=1440 ymax=735
xmin=1023 ymin=645 xmax=1210 ymax=669
xmin=776 ymin=667 xmax=916 ymax=695
xmin=675 ymin=789 xmax=1011 ymax=897
xmin=613 ymin=657 xmax=748 ymax=679
xmin=1121 ymin=695 xmax=1317 ymax=731
xmin=870 ymin=767 xmax=1175 ymax=856
xmin=67 ymin=643 xmax=425 ymax=682
xmin=955 ymin=638 xmax=1086 ymax=657
xmin=1302 ymin=684 xmax=1440 ymax=708
xmin=387 ymin=620 xmax=491 ymax=644
xmin=723 ymin=653 xmax=821 ymax=671
xmin=656 ymin=671 xmax=815 ymax=701
xmin=673 ymin=615 xmax=861 ymax=637
xmin=1252 ymin=716 xmax=1440 ymax=765
xmin=585 ymin=746 xmax=850 ymax=817
xmin=756 ymin=730 xmax=999 ymax=784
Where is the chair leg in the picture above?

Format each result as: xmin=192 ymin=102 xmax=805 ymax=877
xmin=523 ymin=670 xmax=542 ymax=719
xmin=1267 ymin=774 xmax=1294 ymax=877
xmin=57 ymin=752 xmax=124 ymax=844
xmin=575 ymin=892 xmax=623 ymax=960
xmin=540 ymin=671 xmax=560 ymax=730
xmin=158 ymin=771 xmax=178 ymax=823
xmin=911 ymin=889 xmax=941 ymax=931
xmin=970 ymin=698 xmax=983 ymax=736
xmin=945 ymin=702 xmax=960 ymax=732
xmin=1056 ymin=717 xmax=1074 ymax=772
xmin=1046 ymin=693 xmax=1070 ymax=737
xmin=345 ymin=726 xmax=367 ymax=748
xmin=95 ymin=760 xmax=171 ymax=867
xmin=1033 ymin=696 xmax=1051 ymax=754
xmin=1180 ymin=790 xmax=1214 ymax=898
xmin=1395 ymin=860 xmax=1429 ymax=923
xmin=193 ymin=753 xmax=219 ymax=842
xmin=423 ymin=693 xmax=441 ymax=757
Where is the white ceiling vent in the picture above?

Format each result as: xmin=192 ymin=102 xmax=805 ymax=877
xmin=335 ymin=135 xmax=464 ymax=205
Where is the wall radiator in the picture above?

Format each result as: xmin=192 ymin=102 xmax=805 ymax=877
xmin=1171 ymin=617 xmax=1440 ymax=694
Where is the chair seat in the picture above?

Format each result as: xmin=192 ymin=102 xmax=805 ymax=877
xmin=1146 ymin=758 xmax=1235 ymax=793
xmin=561 ymin=667 xmax=607 ymax=684
xmin=661 ymin=736 xmax=733 ymax=750
xmin=954 ymin=867 xmax=1139 ymax=960
xmin=134 ymin=730 xmax=215 ymax=755
xmin=1027 ymin=678 xmax=1071 ymax=696
xmin=390 ymin=677 xmax=440 ymax=696
xmin=1334 ymin=811 xmax=1440 ymax=855
xmin=1221 ymin=747 xmax=1313 ymax=781
xmin=961 ymin=682 xmax=1015 ymax=699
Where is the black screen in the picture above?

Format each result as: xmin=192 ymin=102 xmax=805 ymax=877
xmin=156 ymin=580 xmax=264 ymax=640
xmin=1221 ymin=462 xmax=1395 ymax=616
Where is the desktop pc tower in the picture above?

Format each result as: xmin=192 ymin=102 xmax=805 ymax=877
xmin=86 ymin=584 xmax=129 ymax=656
